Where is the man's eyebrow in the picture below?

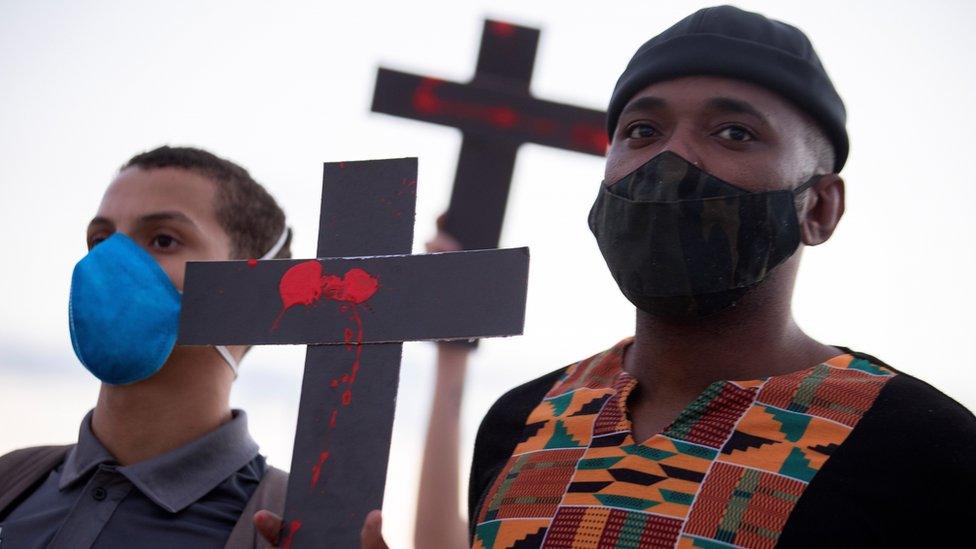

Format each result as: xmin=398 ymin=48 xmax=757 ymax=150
xmin=619 ymin=96 xmax=668 ymax=117
xmin=705 ymin=97 xmax=768 ymax=123
xmin=137 ymin=211 xmax=198 ymax=227
xmin=87 ymin=216 xmax=113 ymax=229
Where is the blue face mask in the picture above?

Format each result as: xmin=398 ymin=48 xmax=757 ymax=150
xmin=69 ymin=234 xmax=181 ymax=385
xmin=68 ymin=229 xmax=289 ymax=385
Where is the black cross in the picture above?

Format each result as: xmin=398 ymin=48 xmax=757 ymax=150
xmin=177 ymin=158 xmax=529 ymax=547
xmin=372 ymin=19 xmax=608 ymax=252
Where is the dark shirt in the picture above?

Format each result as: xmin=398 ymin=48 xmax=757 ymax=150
xmin=0 ymin=410 xmax=265 ymax=549
xmin=468 ymin=341 xmax=976 ymax=548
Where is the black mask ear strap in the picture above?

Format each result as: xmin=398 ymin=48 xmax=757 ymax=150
xmin=793 ymin=174 xmax=822 ymax=195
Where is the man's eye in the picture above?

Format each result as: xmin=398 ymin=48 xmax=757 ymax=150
xmin=716 ymin=125 xmax=756 ymax=142
xmin=626 ymin=123 xmax=658 ymax=139
xmin=88 ymin=233 xmax=110 ymax=250
xmin=152 ymin=234 xmax=178 ymax=249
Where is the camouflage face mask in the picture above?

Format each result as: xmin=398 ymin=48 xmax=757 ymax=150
xmin=588 ymin=151 xmax=817 ymax=318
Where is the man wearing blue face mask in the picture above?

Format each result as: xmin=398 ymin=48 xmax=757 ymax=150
xmin=458 ymin=6 xmax=976 ymax=549
xmin=0 ymin=146 xmax=291 ymax=548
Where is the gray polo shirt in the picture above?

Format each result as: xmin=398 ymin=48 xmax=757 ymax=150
xmin=0 ymin=410 xmax=265 ymax=549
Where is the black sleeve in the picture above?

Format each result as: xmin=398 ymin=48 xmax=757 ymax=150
xmin=468 ymin=366 xmax=567 ymax=538
xmin=778 ymin=370 xmax=976 ymax=547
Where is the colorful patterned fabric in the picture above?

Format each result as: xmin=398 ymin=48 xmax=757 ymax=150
xmin=472 ymin=340 xmax=895 ymax=549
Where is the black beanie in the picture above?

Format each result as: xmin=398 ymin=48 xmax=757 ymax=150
xmin=607 ymin=5 xmax=848 ymax=172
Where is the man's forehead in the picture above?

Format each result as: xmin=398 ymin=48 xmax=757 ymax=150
xmin=95 ymin=166 xmax=218 ymax=224
xmin=622 ymin=76 xmax=798 ymax=120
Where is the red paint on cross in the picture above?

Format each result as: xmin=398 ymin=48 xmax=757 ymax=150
xmin=272 ymin=261 xmax=380 ymax=330
xmin=570 ymin=122 xmax=610 ymax=155
xmin=412 ymin=78 xmax=443 ymax=115
xmin=280 ymin=520 xmax=302 ymax=549
xmin=310 ymin=450 xmax=330 ymax=488
xmin=272 ymin=262 xmax=377 ymax=490
xmin=490 ymin=21 xmax=516 ymax=37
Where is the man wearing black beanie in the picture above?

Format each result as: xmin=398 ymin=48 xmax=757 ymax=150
xmin=463 ymin=5 xmax=976 ymax=549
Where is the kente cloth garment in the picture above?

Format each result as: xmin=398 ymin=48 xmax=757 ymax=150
xmin=468 ymin=340 xmax=976 ymax=548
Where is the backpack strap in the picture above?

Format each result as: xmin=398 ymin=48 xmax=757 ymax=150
xmin=0 ymin=445 xmax=72 ymax=519
xmin=224 ymin=466 xmax=288 ymax=549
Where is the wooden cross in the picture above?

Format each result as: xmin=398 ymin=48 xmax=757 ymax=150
xmin=177 ymin=158 xmax=529 ymax=547
xmin=372 ymin=19 xmax=608 ymax=252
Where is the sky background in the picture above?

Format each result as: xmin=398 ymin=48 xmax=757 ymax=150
xmin=2 ymin=1 xmax=975 ymax=547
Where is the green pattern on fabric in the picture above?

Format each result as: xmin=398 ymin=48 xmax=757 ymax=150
xmin=715 ymin=468 xmax=760 ymax=542
xmin=683 ymin=535 xmax=740 ymax=548
xmin=671 ymin=439 xmax=719 ymax=460
xmin=618 ymin=512 xmax=649 ymax=547
xmin=847 ymin=357 xmax=889 ymax=376
xmin=475 ymin=520 xmax=501 ymax=549
xmin=486 ymin=454 xmax=529 ymax=518
xmin=765 ymin=405 xmax=812 ymax=442
xmin=545 ymin=420 xmax=582 ymax=449
xmin=660 ymin=488 xmax=696 ymax=505
xmin=779 ymin=447 xmax=817 ymax=482
xmin=790 ymin=364 xmax=829 ymax=412
xmin=577 ymin=456 xmax=625 ymax=469
xmin=594 ymin=493 xmax=661 ymax=510
xmin=548 ymin=391 xmax=575 ymax=417
xmin=621 ymin=444 xmax=676 ymax=461
xmin=664 ymin=381 xmax=725 ymax=440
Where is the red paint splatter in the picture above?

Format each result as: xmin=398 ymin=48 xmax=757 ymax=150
xmin=272 ymin=261 xmax=379 ymax=330
xmin=487 ymin=106 xmax=518 ymax=128
xmin=412 ymin=78 xmax=442 ymax=114
xmin=342 ymin=389 xmax=352 ymax=406
xmin=411 ymin=78 xmax=522 ymax=130
xmin=490 ymin=21 xmax=516 ymax=37
xmin=247 ymin=258 xmax=258 ymax=267
xmin=529 ymin=117 xmax=557 ymax=136
xmin=310 ymin=450 xmax=330 ymax=488
xmin=409 ymin=79 xmax=609 ymax=156
xmin=329 ymin=409 xmax=337 ymax=427
xmin=570 ymin=122 xmax=610 ymax=154
xmin=280 ymin=520 xmax=302 ymax=549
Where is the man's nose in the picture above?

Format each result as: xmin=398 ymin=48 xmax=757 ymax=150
xmin=660 ymin=128 xmax=705 ymax=169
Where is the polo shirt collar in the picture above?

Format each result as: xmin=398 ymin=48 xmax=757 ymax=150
xmin=59 ymin=409 xmax=260 ymax=513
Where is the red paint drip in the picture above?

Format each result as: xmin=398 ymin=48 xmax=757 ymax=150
xmin=278 ymin=268 xmax=370 ymax=491
xmin=310 ymin=450 xmax=330 ymax=488
xmin=247 ymin=258 xmax=258 ymax=267
xmin=280 ymin=520 xmax=302 ymax=549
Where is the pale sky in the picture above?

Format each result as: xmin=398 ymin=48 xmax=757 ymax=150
xmin=2 ymin=1 xmax=974 ymax=547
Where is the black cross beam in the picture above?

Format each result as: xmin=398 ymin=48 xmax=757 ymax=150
xmin=372 ymin=19 xmax=609 ymax=252
xmin=177 ymin=158 xmax=529 ymax=547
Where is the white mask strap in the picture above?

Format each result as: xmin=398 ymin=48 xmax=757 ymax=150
xmin=215 ymin=345 xmax=239 ymax=378
xmin=209 ymin=226 xmax=288 ymax=380
xmin=261 ymin=227 xmax=290 ymax=260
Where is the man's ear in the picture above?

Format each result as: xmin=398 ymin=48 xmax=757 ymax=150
xmin=800 ymin=174 xmax=845 ymax=246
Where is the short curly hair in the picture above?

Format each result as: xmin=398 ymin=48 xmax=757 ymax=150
xmin=122 ymin=146 xmax=291 ymax=260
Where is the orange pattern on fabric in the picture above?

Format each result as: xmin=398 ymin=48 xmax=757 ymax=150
xmin=474 ymin=340 xmax=894 ymax=548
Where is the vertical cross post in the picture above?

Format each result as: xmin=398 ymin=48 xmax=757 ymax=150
xmin=178 ymin=158 xmax=529 ymax=546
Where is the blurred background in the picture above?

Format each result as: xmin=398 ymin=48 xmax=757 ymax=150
xmin=2 ymin=1 xmax=974 ymax=547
